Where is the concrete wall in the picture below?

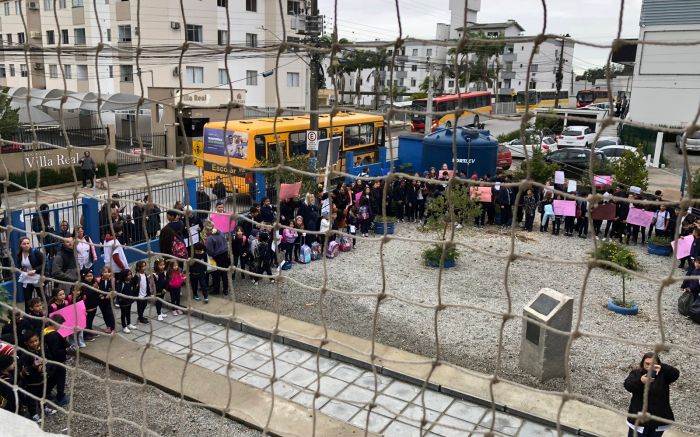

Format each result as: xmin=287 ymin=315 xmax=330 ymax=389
xmin=0 ymin=147 xmax=115 ymax=177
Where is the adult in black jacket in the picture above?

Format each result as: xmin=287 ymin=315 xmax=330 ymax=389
xmin=17 ymin=237 xmax=44 ymax=313
xmin=392 ymin=180 xmax=407 ymax=221
xmin=624 ymin=352 xmax=679 ymax=436
xmin=298 ymin=193 xmax=320 ymax=234
xmin=496 ymin=181 xmax=514 ymax=227
xmin=145 ymin=196 xmax=161 ymax=239
xmin=238 ymin=206 xmax=260 ymax=238
xmin=212 ymin=176 xmax=227 ymax=202
xmin=51 ymin=237 xmax=79 ymax=293
xmin=196 ymin=184 xmax=212 ymax=221
xmin=132 ymin=198 xmax=147 ymax=243
xmin=280 ymin=197 xmax=300 ymax=224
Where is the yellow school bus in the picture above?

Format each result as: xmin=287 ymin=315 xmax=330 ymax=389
xmin=200 ymin=112 xmax=385 ymax=193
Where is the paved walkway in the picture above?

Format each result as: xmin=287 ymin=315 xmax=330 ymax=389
xmin=93 ymin=304 xmax=568 ymax=437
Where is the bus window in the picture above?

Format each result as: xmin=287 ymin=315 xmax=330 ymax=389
xmin=344 ymin=125 xmax=361 ymax=146
xmin=376 ymin=125 xmax=385 ymax=146
xmin=289 ymin=131 xmax=307 ymax=156
xmin=359 ymin=123 xmax=374 ymax=145
xmin=267 ymin=140 xmax=286 ymax=160
xmin=254 ymin=135 xmax=266 ymax=161
xmin=444 ymin=100 xmax=456 ymax=111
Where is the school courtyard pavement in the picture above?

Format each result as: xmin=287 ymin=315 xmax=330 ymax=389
xmin=85 ymin=297 xmax=691 ymax=437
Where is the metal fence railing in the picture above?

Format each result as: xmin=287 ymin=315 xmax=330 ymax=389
xmin=6 ymin=127 xmax=108 ymax=152
xmin=114 ymin=133 xmax=167 ymax=172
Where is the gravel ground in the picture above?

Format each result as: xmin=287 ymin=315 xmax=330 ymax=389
xmin=40 ymin=359 xmax=261 ymax=437
xmin=231 ymin=223 xmax=700 ymax=433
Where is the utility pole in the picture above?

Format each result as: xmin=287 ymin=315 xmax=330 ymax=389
xmin=554 ymin=34 xmax=569 ymax=109
xmin=308 ymin=0 xmax=320 ymax=132
xmin=425 ymin=58 xmax=434 ymax=133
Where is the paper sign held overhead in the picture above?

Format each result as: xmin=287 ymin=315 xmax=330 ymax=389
xmin=591 ymin=203 xmax=616 ymax=221
xmin=210 ymin=213 xmax=235 ymax=233
xmin=553 ymin=199 xmax=576 ymax=217
xmin=279 ymin=182 xmax=302 ymax=200
xmin=593 ymin=175 xmax=612 ymax=187
xmin=567 ymin=180 xmax=577 ymax=193
xmin=554 ymin=171 xmax=565 ymax=185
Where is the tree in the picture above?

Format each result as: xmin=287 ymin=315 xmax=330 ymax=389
xmin=575 ymin=65 xmax=633 ymax=82
xmin=446 ymin=32 xmax=504 ymax=91
xmin=514 ymin=147 xmax=559 ymax=184
xmin=365 ymin=49 xmax=389 ymax=110
xmin=613 ymin=145 xmax=648 ymax=191
xmin=317 ymin=35 xmax=350 ymax=90
xmin=383 ymin=83 xmax=406 ymax=101
xmin=0 ymin=87 xmax=19 ymax=139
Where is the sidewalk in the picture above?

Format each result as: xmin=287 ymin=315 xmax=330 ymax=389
xmin=90 ymin=299 xmax=570 ymax=437
xmin=4 ymin=165 xmax=201 ymax=210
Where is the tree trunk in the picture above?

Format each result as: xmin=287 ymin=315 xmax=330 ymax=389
xmin=355 ymin=69 xmax=361 ymax=107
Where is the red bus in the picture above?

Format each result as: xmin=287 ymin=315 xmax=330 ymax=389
xmin=410 ymin=91 xmax=492 ymax=133
xmin=576 ymin=89 xmax=609 ymax=108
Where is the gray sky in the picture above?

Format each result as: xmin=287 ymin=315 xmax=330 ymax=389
xmin=319 ymin=0 xmax=643 ymax=74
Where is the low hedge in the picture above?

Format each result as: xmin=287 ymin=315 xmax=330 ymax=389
xmin=3 ymin=162 xmax=119 ymax=192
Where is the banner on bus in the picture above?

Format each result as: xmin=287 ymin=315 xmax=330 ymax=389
xmin=204 ymin=128 xmax=249 ymax=159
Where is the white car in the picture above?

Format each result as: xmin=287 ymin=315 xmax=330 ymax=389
xmin=557 ymin=126 xmax=597 ymax=148
xmin=582 ymin=102 xmax=610 ymax=111
xmin=503 ymin=137 xmax=558 ymax=159
xmin=594 ymin=136 xmax=622 ymax=148
xmin=598 ymin=145 xmax=640 ymax=162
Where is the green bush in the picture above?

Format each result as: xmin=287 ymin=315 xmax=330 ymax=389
xmin=612 ymin=145 xmax=648 ymax=191
xmin=4 ymin=162 xmax=118 ymax=192
xmin=649 ymin=235 xmax=671 ymax=246
xmin=514 ymin=147 xmax=559 ymax=184
xmin=422 ymin=243 xmax=459 ymax=265
xmin=593 ymin=240 xmax=639 ymax=307
xmin=496 ymin=129 xmax=521 ymax=143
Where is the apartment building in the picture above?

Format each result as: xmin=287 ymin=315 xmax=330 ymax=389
xmin=0 ymin=0 xmax=308 ymax=108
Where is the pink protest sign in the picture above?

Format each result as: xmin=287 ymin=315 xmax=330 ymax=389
xmin=672 ymin=236 xmax=694 ymax=260
xmin=626 ymin=207 xmax=654 ymax=227
xmin=279 ymin=182 xmax=301 ymax=200
xmin=355 ymin=191 xmax=362 ymax=205
xmin=210 ymin=213 xmax=235 ymax=233
xmin=593 ymin=175 xmax=612 ymax=187
xmin=470 ymin=187 xmax=492 ymax=202
xmin=553 ymin=200 xmax=576 ymax=217
xmin=49 ymin=300 xmax=86 ymax=338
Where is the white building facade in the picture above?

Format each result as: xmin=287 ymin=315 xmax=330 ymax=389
xmin=0 ymin=0 xmax=308 ymax=108
xmin=627 ymin=0 xmax=700 ymax=127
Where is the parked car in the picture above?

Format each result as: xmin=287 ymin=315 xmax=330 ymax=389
xmin=594 ymin=136 xmax=621 ymax=148
xmin=502 ymin=136 xmax=557 ymax=159
xmin=497 ymin=144 xmax=512 ymax=170
xmin=582 ymin=102 xmax=610 ymax=112
xmin=545 ymin=147 xmax=607 ymax=176
xmin=676 ymin=131 xmax=700 ymax=153
xmin=557 ymin=125 xmax=597 ymax=148
xmin=0 ymin=142 xmax=23 ymax=153
xmin=598 ymin=145 xmax=640 ymax=162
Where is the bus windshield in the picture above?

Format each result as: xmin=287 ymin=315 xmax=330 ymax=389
xmin=577 ymin=92 xmax=594 ymax=103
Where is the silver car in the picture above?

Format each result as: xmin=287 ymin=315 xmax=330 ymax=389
xmin=676 ymin=131 xmax=700 ymax=153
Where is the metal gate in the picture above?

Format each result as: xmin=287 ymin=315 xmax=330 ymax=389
xmin=115 ymin=133 xmax=167 ymax=173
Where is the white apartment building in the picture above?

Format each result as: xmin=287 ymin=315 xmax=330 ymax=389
xmin=627 ymin=0 xmax=700 ymax=127
xmin=0 ymin=0 xmax=308 ymax=109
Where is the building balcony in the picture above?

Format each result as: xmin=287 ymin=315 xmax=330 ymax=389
xmin=502 ymin=52 xmax=516 ymax=63
xmin=498 ymin=87 xmax=514 ymax=95
xmin=394 ymin=71 xmax=408 ymax=79
xmin=116 ymin=0 xmax=131 ymax=21
xmin=501 ymin=71 xmax=516 ymax=80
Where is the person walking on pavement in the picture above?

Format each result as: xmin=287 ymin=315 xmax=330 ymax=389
xmin=79 ymin=151 xmax=97 ymax=188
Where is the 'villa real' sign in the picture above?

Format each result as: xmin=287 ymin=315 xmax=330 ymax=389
xmin=24 ymin=152 xmax=81 ymax=168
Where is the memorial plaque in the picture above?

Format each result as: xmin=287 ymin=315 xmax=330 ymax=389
xmin=530 ymin=294 xmax=558 ymax=317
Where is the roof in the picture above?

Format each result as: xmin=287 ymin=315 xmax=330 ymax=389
xmin=205 ymin=112 xmax=383 ymax=134
xmin=458 ymin=20 xmax=525 ymax=33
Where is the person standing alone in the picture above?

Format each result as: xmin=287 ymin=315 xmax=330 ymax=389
xmin=79 ymin=151 xmax=97 ymax=188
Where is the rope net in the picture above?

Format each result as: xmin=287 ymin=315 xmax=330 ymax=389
xmin=0 ymin=0 xmax=698 ymax=436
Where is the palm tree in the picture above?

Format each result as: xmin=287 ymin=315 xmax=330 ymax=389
xmin=364 ymin=49 xmax=389 ymax=110
xmin=446 ymin=31 xmax=504 ymax=92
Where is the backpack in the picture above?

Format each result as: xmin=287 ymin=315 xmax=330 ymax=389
xmin=299 ymin=245 xmax=312 ymax=264
xmin=171 ymin=235 xmax=187 ymax=258
xmin=339 ymin=237 xmax=352 ymax=252
xmin=280 ymin=260 xmax=293 ymax=271
xmin=311 ymin=241 xmax=322 ymax=260
xmin=678 ymin=292 xmax=693 ymax=317
xmin=326 ymin=240 xmax=340 ymax=258
xmin=689 ymin=297 xmax=700 ymax=324
xmin=256 ymin=242 xmax=270 ymax=262
xmin=359 ymin=206 xmax=370 ymax=221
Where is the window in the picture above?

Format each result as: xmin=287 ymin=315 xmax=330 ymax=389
xmin=426 ymin=48 xmax=432 ymax=57
xmin=217 ymin=30 xmax=228 ymax=46
xmin=185 ymin=66 xmax=203 ymax=84
xmin=186 ymin=24 xmax=202 ymax=42
xmin=61 ymin=29 xmax=69 ymax=44
xmin=76 ymin=64 xmax=88 ymax=80
xmin=46 ymin=30 xmax=55 ymax=45
xmin=17 ymin=33 xmax=25 ymax=44
xmin=218 ymin=68 xmax=228 ymax=85
xmin=0 ymin=65 xmax=5 ymax=78
xmin=59 ymin=0 xmax=67 ymax=8
xmin=286 ymin=72 xmax=299 ymax=87
xmin=399 ymin=78 xmax=404 ymax=86
xmin=217 ymin=0 xmax=227 ymax=6
xmin=289 ymin=131 xmax=307 ymax=156
xmin=246 ymin=70 xmax=257 ymax=86
xmin=344 ymin=123 xmax=375 ymax=147
xmin=411 ymin=64 xmax=417 ymax=72
xmin=118 ymin=25 xmax=131 ymax=42
xmin=245 ymin=0 xmax=256 ymax=12
xmin=245 ymin=33 xmax=257 ymax=48
xmin=20 ymin=64 xmax=27 ymax=77
xmin=448 ymin=80 xmax=454 ymax=88
xmin=531 ymin=64 xmax=538 ymax=72
xmin=410 ymin=78 xmax=416 ymax=87
xmin=120 ymin=65 xmax=132 ymax=82
xmin=6 ymin=34 xmax=11 ymax=46
xmin=287 ymin=0 xmax=301 ymax=15
xmin=74 ymin=28 xmax=86 ymax=45
xmin=3 ymin=2 xmax=9 ymax=15
xmin=15 ymin=1 xmax=20 ymax=15
xmin=64 ymin=65 xmax=72 ymax=79
xmin=49 ymin=64 xmax=58 ymax=78
xmin=412 ymin=49 xmax=418 ymax=56
xmin=106 ymin=29 xmax=111 ymax=42
xmin=72 ymin=0 xmax=84 ymax=6
xmin=108 ymin=65 xmax=113 ymax=78
xmin=44 ymin=0 xmax=52 ymax=10
xmin=9 ymin=65 xmax=15 ymax=76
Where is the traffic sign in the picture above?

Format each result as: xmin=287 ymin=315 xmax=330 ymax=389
xmin=306 ymin=130 xmax=318 ymax=151
xmin=192 ymin=139 xmax=204 ymax=168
